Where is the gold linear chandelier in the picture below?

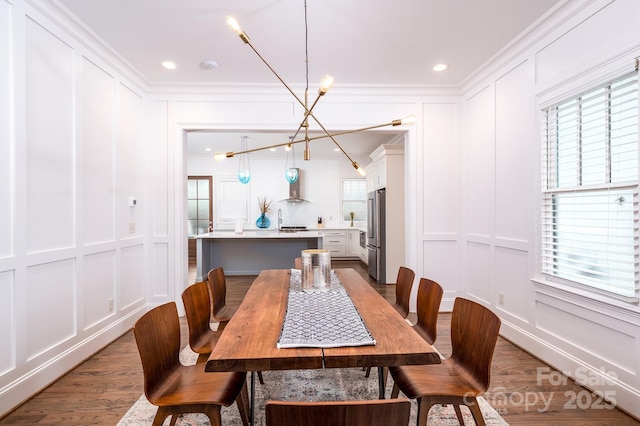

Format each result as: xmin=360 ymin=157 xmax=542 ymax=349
xmin=215 ymin=1 xmax=416 ymax=177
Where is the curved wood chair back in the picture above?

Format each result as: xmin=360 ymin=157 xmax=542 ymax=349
xmin=392 ymin=266 xmax=415 ymax=318
xmin=133 ymin=302 xmax=181 ymax=400
xmin=207 ymin=266 xmax=231 ymax=321
xmin=294 ymin=257 xmax=302 ymax=269
xmin=413 ymin=278 xmax=444 ymax=345
xmin=389 ymin=298 xmax=501 ymax=425
xmin=133 ymin=302 xmax=250 ymax=426
xmin=265 ymin=399 xmax=411 ymax=426
xmin=182 ymin=281 xmax=219 ymax=363
xmin=451 ymin=297 xmax=501 ymax=392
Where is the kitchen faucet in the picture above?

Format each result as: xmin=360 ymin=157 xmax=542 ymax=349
xmin=278 ymin=208 xmax=282 ymax=231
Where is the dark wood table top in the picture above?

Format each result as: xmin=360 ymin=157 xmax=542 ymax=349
xmin=205 ymin=268 xmax=440 ymax=373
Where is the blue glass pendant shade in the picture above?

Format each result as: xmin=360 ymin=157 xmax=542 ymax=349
xmin=237 ymin=136 xmax=251 ymax=184
xmin=238 ymin=170 xmax=251 ymax=184
xmin=285 ymin=168 xmax=299 ymax=183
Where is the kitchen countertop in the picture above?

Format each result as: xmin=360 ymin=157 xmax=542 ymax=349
xmin=197 ymin=230 xmax=324 ymax=239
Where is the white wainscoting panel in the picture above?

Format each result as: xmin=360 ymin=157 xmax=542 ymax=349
xmin=152 ymin=243 xmax=170 ymax=298
xmin=464 ymin=240 xmax=491 ymax=303
xmin=495 ymin=60 xmax=534 ymax=242
xmin=495 ymin=246 xmax=529 ymax=323
xmin=82 ymin=250 xmax=115 ymax=330
xmin=116 ymin=83 xmax=145 ymax=239
xmin=25 ymin=18 xmax=74 ymax=253
xmin=536 ymin=299 xmax=636 ymax=374
xmin=151 ymin=101 xmax=169 ymax=237
xmin=422 ymin=239 xmax=459 ymax=310
xmin=26 ymin=258 xmax=75 ymax=360
xmin=422 ymin=103 xmax=458 ymax=235
xmin=0 ymin=270 xmax=14 ymax=375
xmin=464 ymin=86 xmax=494 ymax=237
xmin=119 ymin=244 xmax=144 ymax=310
xmin=313 ymin=100 xmax=415 ymax=126
xmin=0 ymin=0 xmax=11 ymax=258
xmin=82 ymin=57 xmax=115 ymax=245
xmin=175 ymin=100 xmax=295 ymax=126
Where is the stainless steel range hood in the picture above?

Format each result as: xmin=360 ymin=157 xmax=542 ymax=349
xmin=281 ymin=168 xmax=309 ymax=204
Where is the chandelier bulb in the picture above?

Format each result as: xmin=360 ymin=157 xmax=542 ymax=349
xmin=226 ymin=16 xmax=242 ymax=34
xmin=353 ymin=162 xmax=366 ymax=177
xmin=214 ymin=152 xmax=226 ymax=161
xmin=318 ymin=75 xmax=334 ymax=96
xmin=400 ymin=115 xmax=416 ymax=125
xmin=226 ymin=16 xmax=250 ymax=43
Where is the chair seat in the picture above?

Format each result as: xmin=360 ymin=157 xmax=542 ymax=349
xmin=148 ymin=365 xmax=247 ymax=408
xmin=189 ymin=329 xmax=220 ymax=355
xmin=214 ymin=304 xmax=238 ymax=323
xmin=389 ymin=359 xmax=484 ymax=399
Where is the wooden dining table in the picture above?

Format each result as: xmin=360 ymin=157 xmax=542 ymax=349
xmin=205 ymin=268 xmax=441 ymax=424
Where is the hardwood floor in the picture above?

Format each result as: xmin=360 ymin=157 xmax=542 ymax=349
xmin=1 ymin=260 xmax=638 ymax=425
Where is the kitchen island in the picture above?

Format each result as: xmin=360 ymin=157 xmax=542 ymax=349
xmin=195 ymin=230 xmax=324 ymax=279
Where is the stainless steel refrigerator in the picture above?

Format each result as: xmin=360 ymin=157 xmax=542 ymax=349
xmin=367 ymin=188 xmax=386 ymax=283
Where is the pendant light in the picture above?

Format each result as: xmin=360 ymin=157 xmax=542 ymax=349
xmin=215 ymin=4 xmax=416 ymax=175
xmin=237 ymin=136 xmax=251 ymax=184
xmin=284 ymin=136 xmax=299 ymax=183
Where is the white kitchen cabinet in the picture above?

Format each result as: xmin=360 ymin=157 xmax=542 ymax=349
xmin=366 ymin=144 xmax=405 ymax=283
xmin=366 ymin=149 xmax=387 ymax=192
xmin=322 ymin=230 xmax=347 ymax=257
xmin=347 ymin=230 xmax=361 ymax=257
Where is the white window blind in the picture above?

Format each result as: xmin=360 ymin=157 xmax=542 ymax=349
xmin=541 ymin=71 xmax=639 ymax=301
xmin=342 ymin=179 xmax=366 ymax=223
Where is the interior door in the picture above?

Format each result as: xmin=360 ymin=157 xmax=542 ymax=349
xmin=187 ymin=176 xmax=213 ymax=259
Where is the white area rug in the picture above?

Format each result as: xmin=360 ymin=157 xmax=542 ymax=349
xmin=118 ymin=347 xmax=508 ymax=426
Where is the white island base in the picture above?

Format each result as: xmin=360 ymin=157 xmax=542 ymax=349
xmin=196 ymin=230 xmax=324 ymax=279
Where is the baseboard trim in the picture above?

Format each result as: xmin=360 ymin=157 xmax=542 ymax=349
xmin=0 ymin=305 xmax=147 ymax=418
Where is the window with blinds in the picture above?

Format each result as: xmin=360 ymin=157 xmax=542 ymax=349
xmin=541 ymin=71 xmax=639 ymax=302
xmin=342 ymin=179 xmax=366 ymax=223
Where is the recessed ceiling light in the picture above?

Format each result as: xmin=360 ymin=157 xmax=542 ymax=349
xmin=200 ymin=60 xmax=219 ymax=70
xmin=433 ymin=63 xmax=448 ymax=72
xmin=270 ymin=148 xmax=276 ymax=152
xmin=205 ymin=148 xmax=212 ymax=152
xmin=161 ymin=61 xmax=177 ymax=70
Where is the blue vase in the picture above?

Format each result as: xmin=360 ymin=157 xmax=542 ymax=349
xmin=256 ymin=213 xmax=271 ymax=229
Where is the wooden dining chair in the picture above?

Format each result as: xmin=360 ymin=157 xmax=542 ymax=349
xmin=411 ymin=277 xmax=444 ymax=345
xmin=365 ymin=266 xmax=416 ymax=378
xmin=182 ymin=281 xmax=221 ymax=364
xmin=265 ymin=399 xmax=411 ymax=426
xmin=206 ymin=266 xmax=264 ymax=384
xmin=392 ymin=266 xmax=416 ymax=319
xmin=133 ymin=302 xmax=250 ymax=426
xmin=389 ymin=297 xmax=501 ymax=426
xmin=207 ymin=266 xmax=239 ymax=328
xmin=294 ymin=257 xmax=302 ymax=269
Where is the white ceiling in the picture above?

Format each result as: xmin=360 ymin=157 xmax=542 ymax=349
xmin=58 ymin=0 xmax=562 ymax=158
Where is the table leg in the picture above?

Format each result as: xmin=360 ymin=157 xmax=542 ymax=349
xmin=378 ymin=366 xmax=385 ymax=399
xmin=250 ymin=371 xmax=255 ymax=425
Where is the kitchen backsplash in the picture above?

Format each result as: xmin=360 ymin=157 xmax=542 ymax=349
xmin=189 ymin=156 xmax=368 ymax=231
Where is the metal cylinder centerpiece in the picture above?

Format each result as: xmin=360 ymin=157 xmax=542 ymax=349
xmin=301 ymin=249 xmax=332 ymax=291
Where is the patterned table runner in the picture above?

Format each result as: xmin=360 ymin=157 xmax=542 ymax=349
xmin=277 ymin=269 xmax=376 ymax=349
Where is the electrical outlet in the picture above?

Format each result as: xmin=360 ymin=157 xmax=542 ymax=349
xmin=129 ymin=222 xmax=135 ymax=234
xmin=108 ymin=298 xmax=114 ymax=312
xmin=498 ymin=292 xmax=505 ymax=305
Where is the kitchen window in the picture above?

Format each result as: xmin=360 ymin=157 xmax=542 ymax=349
xmin=541 ymin=70 xmax=639 ymax=302
xmin=342 ymin=179 xmax=366 ymax=224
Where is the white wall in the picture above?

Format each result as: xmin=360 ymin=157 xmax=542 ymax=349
xmin=457 ymin=0 xmax=640 ymax=418
xmin=0 ymin=0 xmax=150 ymax=416
xmin=188 ymin=155 xmax=364 ymax=230
xmin=2 ymin=0 xmax=640 ymax=420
